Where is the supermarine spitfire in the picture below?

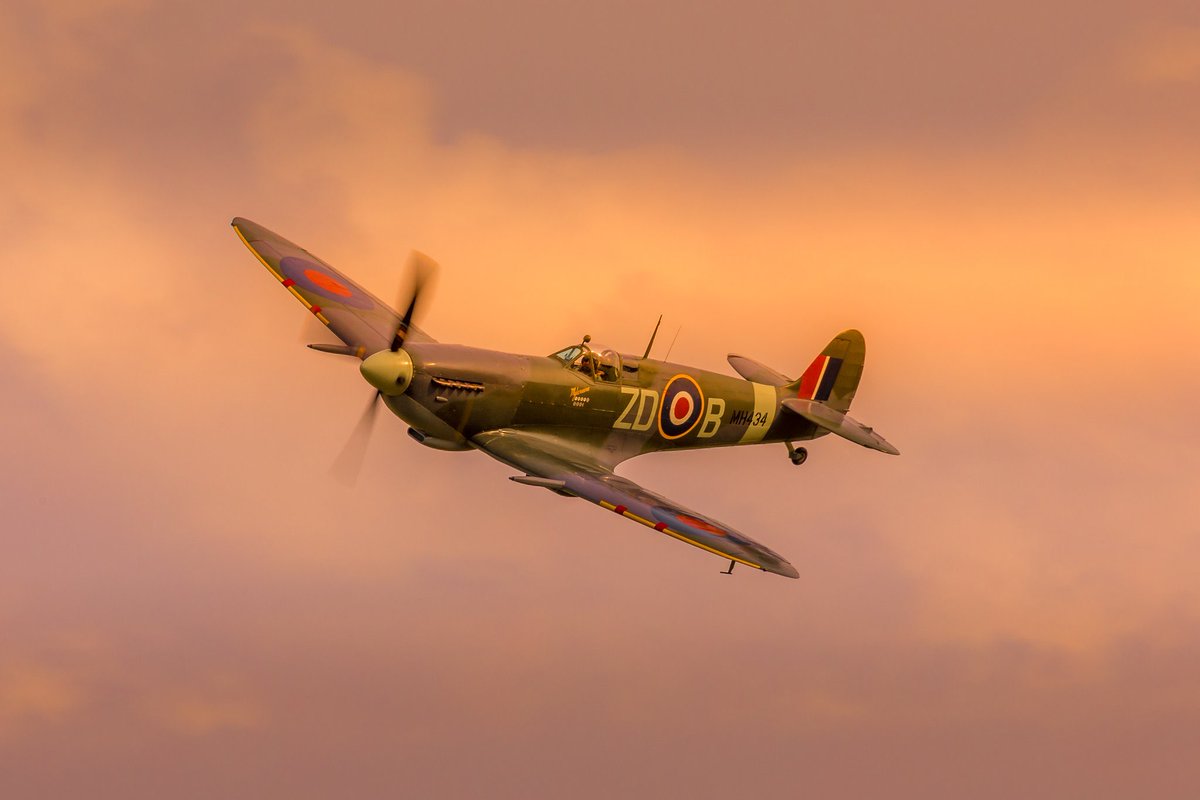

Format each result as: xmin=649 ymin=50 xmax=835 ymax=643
xmin=233 ymin=217 xmax=898 ymax=579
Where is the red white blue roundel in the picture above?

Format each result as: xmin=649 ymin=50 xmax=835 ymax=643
xmin=658 ymin=374 xmax=705 ymax=439
xmin=278 ymin=256 xmax=375 ymax=310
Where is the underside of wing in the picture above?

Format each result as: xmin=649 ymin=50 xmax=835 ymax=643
xmin=232 ymin=217 xmax=434 ymax=354
xmin=473 ymin=428 xmax=799 ymax=578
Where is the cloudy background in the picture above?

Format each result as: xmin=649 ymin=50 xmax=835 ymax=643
xmin=2 ymin=1 xmax=1198 ymax=796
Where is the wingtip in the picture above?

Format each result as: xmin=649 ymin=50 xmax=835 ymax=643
xmin=230 ymin=216 xmax=262 ymax=235
xmin=230 ymin=217 xmax=273 ymax=244
xmin=775 ymin=562 xmax=800 ymax=579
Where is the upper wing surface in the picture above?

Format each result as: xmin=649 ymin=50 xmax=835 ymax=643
xmin=232 ymin=217 xmax=434 ymax=354
xmin=473 ymin=428 xmax=799 ymax=578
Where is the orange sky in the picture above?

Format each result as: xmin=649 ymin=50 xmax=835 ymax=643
xmin=2 ymin=2 xmax=1199 ymax=797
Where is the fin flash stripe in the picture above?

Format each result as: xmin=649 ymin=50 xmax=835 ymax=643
xmin=797 ymin=355 xmax=844 ymax=402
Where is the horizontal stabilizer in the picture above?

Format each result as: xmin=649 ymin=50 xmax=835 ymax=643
xmin=781 ymin=398 xmax=899 ymax=455
xmin=727 ymin=354 xmax=790 ymax=386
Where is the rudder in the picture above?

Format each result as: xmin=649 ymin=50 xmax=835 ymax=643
xmin=788 ymin=329 xmax=865 ymax=413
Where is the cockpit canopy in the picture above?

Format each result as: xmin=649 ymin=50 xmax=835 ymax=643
xmin=550 ymin=342 xmax=622 ymax=383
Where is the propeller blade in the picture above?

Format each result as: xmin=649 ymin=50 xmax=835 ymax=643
xmin=333 ymin=251 xmax=437 ymax=484
xmin=331 ymin=391 xmax=382 ymax=486
xmin=390 ymin=251 xmax=438 ymax=352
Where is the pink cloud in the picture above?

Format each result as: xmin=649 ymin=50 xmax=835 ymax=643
xmin=1 ymin=5 xmax=1198 ymax=796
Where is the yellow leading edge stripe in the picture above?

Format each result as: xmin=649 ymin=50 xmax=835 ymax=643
xmin=234 ymin=225 xmax=331 ymax=326
xmin=599 ymin=501 xmax=763 ymax=571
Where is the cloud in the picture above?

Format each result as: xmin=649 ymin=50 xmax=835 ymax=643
xmin=3 ymin=0 xmax=1197 ymax=641
xmin=1 ymin=5 xmax=1199 ymax=796
xmin=1123 ymin=25 xmax=1200 ymax=83
xmin=0 ymin=663 xmax=81 ymax=734
xmin=145 ymin=684 xmax=264 ymax=736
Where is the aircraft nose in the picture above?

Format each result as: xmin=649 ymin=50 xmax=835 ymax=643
xmin=360 ymin=350 xmax=414 ymax=395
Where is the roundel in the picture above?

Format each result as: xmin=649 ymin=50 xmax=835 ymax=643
xmin=278 ymin=256 xmax=375 ymax=309
xmin=671 ymin=512 xmax=753 ymax=547
xmin=674 ymin=513 xmax=728 ymax=537
xmin=658 ymin=374 xmax=705 ymax=439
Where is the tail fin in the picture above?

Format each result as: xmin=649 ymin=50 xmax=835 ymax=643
xmin=787 ymin=329 xmax=865 ymax=413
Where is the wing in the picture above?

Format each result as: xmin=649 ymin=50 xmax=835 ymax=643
xmin=473 ymin=429 xmax=799 ymax=578
xmin=232 ymin=217 xmax=434 ymax=355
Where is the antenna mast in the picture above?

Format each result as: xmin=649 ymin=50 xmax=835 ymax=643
xmin=641 ymin=315 xmax=663 ymax=359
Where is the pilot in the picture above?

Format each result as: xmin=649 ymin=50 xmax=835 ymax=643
xmin=578 ymin=348 xmax=600 ymax=379
xmin=595 ymin=353 xmax=617 ymax=382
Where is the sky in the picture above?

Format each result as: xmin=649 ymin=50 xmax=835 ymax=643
xmin=2 ymin=1 xmax=1198 ymax=796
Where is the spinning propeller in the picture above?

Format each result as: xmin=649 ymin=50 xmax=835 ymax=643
xmin=330 ymin=251 xmax=437 ymax=485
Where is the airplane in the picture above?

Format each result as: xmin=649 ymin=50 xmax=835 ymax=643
xmin=232 ymin=217 xmax=898 ymax=579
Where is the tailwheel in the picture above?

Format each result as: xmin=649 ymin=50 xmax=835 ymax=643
xmin=786 ymin=442 xmax=808 ymax=466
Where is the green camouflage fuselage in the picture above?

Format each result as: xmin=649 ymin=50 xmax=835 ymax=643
xmin=387 ymin=343 xmax=823 ymax=459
